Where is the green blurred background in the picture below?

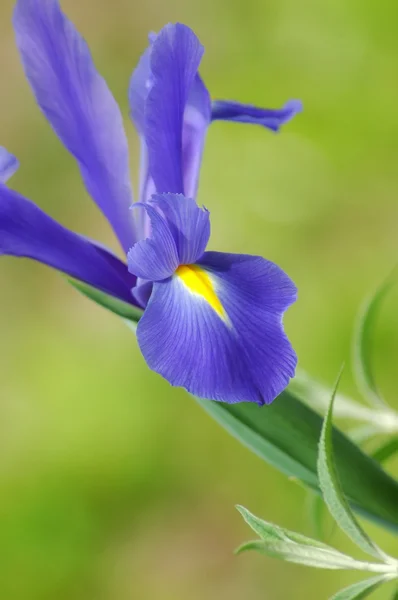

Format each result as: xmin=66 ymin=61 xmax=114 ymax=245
xmin=1 ymin=0 xmax=397 ymax=598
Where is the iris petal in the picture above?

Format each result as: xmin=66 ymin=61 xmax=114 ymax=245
xmin=129 ymin=28 xmax=210 ymax=239
xmin=151 ymin=193 xmax=210 ymax=264
xmin=211 ymin=99 xmax=302 ymax=132
xmin=127 ymin=203 xmax=179 ymax=281
xmin=0 ymin=148 xmax=19 ymax=183
xmin=137 ymin=251 xmax=297 ymax=404
xmin=13 ymin=0 xmax=135 ymax=252
xmin=127 ymin=193 xmax=210 ymax=281
xmin=0 ymin=184 xmax=136 ymax=303
xmin=182 ymin=75 xmax=211 ymax=199
xmin=143 ymin=23 xmax=205 ymax=194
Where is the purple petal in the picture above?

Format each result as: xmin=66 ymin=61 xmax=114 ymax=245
xmin=144 ymin=23 xmax=205 ymax=194
xmin=127 ymin=203 xmax=179 ymax=281
xmin=129 ymin=42 xmax=152 ymax=135
xmin=127 ymin=193 xmax=210 ymax=281
xmin=129 ymin=26 xmax=211 ymax=239
xmin=0 ymin=184 xmax=136 ymax=303
xmin=0 ymin=147 xmax=19 ymax=183
xmin=151 ymin=193 xmax=210 ymax=264
xmin=13 ymin=0 xmax=135 ymax=252
xmin=132 ymin=278 xmax=153 ymax=308
xmin=211 ymin=99 xmax=302 ymax=132
xmin=182 ymin=75 xmax=211 ymax=199
xmin=137 ymin=251 xmax=297 ymax=404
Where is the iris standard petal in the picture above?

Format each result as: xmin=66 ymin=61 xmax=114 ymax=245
xmin=211 ymin=99 xmax=302 ymax=132
xmin=182 ymin=74 xmax=211 ymax=199
xmin=0 ymin=147 xmax=19 ymax=183
xmin=13 ymin=0 xmax=135 ymax=252
xmin=129 ymin=28 xmax=210 ymax=240
xmin=151 ymin=193 xmax=210 ymax=264
xmin=127 ymin=203 xmax=179 ymax=281
xmin=0 ymin=184 xmax=136 ymax=303
xmin=137 ymin=251 xmax=297 ymax=404
xmin=144 ymin=23 xmax=204 ymax=194
xmin=127 ymin=194 xmax=209 ymax=280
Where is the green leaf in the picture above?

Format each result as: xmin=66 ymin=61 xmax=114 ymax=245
xmin=371 ymin=438 xmax=398 ymax=464
xmin=67 ymin=281 xmax=398 ymax=534
xmin=196 ymin=393 xmax=398 ymax=534
xmin=329 ymin=575 xmax=391 ymax=600
xmin=353 ymin=273 xmax=396 ymax=408
xmin=236 ymin=507 xmax=393 ymax=573
xmin=390 ymin=587 xmax=398 ymax=600
xmin=68 ymin=279 xmax=144 ymax=322
xmin=237 ymin=539 xmax=376 ymax=571
xmin=317 ymin=369 xmax=385 ymax=560
xmin=237 ymin=505 xmax=332 ymax=550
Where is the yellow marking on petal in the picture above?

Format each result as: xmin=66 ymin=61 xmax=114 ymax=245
xmin=175 ymin=264 xmax=226 ymax=320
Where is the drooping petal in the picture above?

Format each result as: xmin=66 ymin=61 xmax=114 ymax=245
xmin=144 ymin=23 xmax=205 ymax=194
xmin=137 ymin=251 xmax=297 ymax=404
xmin=211 ymin=99 xmax=302 ymax=132
xmin=13 ymin=0 xmax=135 ymax=252
xmin=127 ymin=193 xmax=210 ymax=281
xmin=0 ymin=184 xmax=136 ymax=303
xmin=0 ymin=148 xmax=19 ymax=183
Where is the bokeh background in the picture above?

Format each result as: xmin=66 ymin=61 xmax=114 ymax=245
xmin=1 ymin=0 xmax=398 ymax=598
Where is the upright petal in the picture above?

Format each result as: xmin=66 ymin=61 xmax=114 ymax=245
xmin=152 ymin=193 xmax=210 ymax=264
xmin=211 ymin=99 xmax=302 ymax=132
xmin=137 ymin=251 xmax=297 ymax=404
xmin=143 ymin=23 xmax=205 ymax=194
xmin=127 ymin=203 xmax=179 ymax=281
xmin=129 ymin=29 xmax=210 ymax=238
xmin=0 ymin=147 xmax=19 ymax=183
xmin=13 ymin=0 xmax=135 ymax=252
xmin=127 ymin=193 xmax=210 ymax=281
xmin=0 ymin=184 xmax=136 ymax=303
xmin=182 ymin=75 xmax=211 ymax=199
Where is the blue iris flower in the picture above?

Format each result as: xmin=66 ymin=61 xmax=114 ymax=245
xmin=1 ymin=0 xmax=302 ymax=405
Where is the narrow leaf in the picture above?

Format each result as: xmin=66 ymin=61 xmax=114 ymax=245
xmin=236 ymin=507 xmax=393 ymax=573
xmin=237 ymin=505 xmax=332 ymax=549
xmin=371 ymin=438 xmax=398 ymax=464
xmin=353 ymin=273 xmax=396 ymax=408
xmin=317 ymin=369 xmax=385 ymax=560
xmin=69 ymin=279 xmax=144 ymax=322
xmin=330 ymin=575 xmax=390 ymax=600
xmin=196 ymin=394 xmax=398 ymax=534
xmin=236 ymin=539 xmax=376 ymax=571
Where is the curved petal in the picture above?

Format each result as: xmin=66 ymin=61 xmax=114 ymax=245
xmin=127 ymin=193 xmax=210 ymax=281
xmin=0 ymin=148 xmax=19 ymax=183
xmin=211 ymin=99 xmax=302 ymax=132
xmin=137 ymin=251 xmax=297 ymax=404
xmin=0 ymin=184 xmax=136 ymax=303
xmin=144 ymin=23 xmax=205 ymax=194
xmin=151 ymin=193 xmax=210 ymax=264
xmin=127 ymin=203 xmax=179 ymax=281
xmin=13 ymin=0 xmax=135 ymax=252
